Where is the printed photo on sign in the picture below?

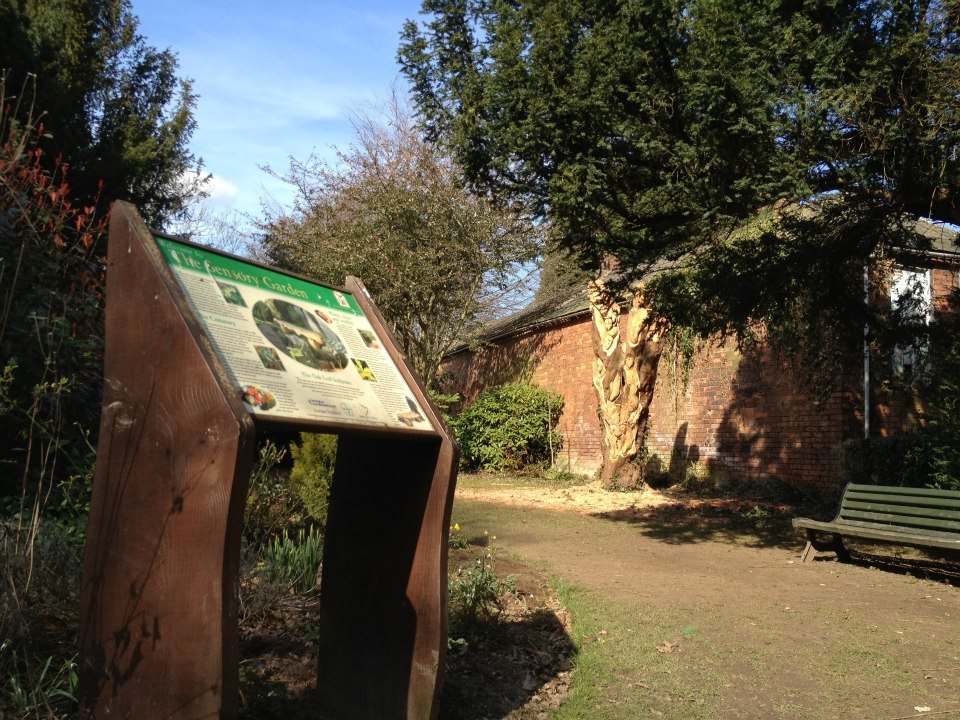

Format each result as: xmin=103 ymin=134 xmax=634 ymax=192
xmin=352 ymin=358 xmax=377 ymax=382
xmin=357 ymin=328 xmax=380 ymax=349
xmin=241 ymin=385 xmax=276 ymax=411
xmin=398 ymin=396 xmax=426 ymax=427
xmin=254 ymin=345 xmax=286 ymax=371
xmin=217 ymin=281 xmax=247 ymax=307
xmin=252 ymin=299 xmax=349 ymax=371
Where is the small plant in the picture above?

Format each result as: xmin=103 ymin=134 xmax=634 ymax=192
xmin=448 ymin=532 xmax=515 ymax=638
xmin=448 ymin=522 xmax=469 ymax=549
xmin=452 ymin=384 xmax=563 ymax=471
xmin=261 ymin=525 xmax=324 ymax=595
xmin=244 ymin=441 xmax=302 ymax=551
xmin=2 ymin=647 xmax=79 ymax=719
xmin=539 ymin=466 xmax=588 ymax=487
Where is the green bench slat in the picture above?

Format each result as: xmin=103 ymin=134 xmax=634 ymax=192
xmin=839 ymin=510 xmax=960 ymax=534
xmin=844 ymin=490 xmax=960 ymax=511
xmin=841 ymin=500 xmax=960 ymax=525
xmin=824 ymin=523 xmax=959 ymax=549
xmin=794 ymin=516 xmax=960 ymax=539
xmin=846 ymin=484 xmax=960 ymax=501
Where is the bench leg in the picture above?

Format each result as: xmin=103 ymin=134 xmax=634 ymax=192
xmin=800 ymin=531 xmax=850 ymax=562
xmin=833 ymin=534 xmax=850 ymax=561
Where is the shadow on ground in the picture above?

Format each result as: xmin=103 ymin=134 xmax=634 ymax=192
xmin=237 ymin=608 xmax=576 ymax=720
xmin=591 ymin=497 xmax=809 ymax=551
xmin=812 ymin=543 xmax=960 ymax=586
xmin=440 ymin=608 xmax=576 ymax=720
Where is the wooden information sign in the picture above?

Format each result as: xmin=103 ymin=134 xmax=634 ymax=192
xmin=79 ymin=202 xmax=459 ymax=720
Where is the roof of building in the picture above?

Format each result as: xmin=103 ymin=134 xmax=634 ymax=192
xmin=445 ymin=286 xmax=591 ymax=356
xmin=905 ymin=218 xmax=960 ymax=256
xmin=447 ymin=217 xmax=959 ymax=357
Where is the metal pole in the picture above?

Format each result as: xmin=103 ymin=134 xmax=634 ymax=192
xmin=863 ymin=264 xmax=870 ymax=439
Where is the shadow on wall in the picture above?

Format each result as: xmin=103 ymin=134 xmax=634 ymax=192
xmin=440 ymin=333 xmax=561 ymax=411
xmin=712 ymin=345 xmax=859 ymax=497
xmin=649 ymin=341 xmax=859 ymax=498
xmin=668 ymin=422 xmax=699 ymax=479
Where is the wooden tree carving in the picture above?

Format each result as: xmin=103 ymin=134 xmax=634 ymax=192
xmin=589 ymin=280 xmax=664 ymax=488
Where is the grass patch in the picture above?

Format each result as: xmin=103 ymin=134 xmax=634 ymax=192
xmin=548 ymin=579 xmax=717 ymax=720
xmin=457 ymin=468 xmax=590 ymax=492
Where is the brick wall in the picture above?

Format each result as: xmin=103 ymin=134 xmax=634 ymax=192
xmin=646 ymin=340 xmax=860 ymax=498
xmin=441 ymin=260 xmax=957 ymax=498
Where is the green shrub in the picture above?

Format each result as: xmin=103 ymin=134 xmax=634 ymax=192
xmin=289 ymin=433 xmax=337 ymax=525
xmin=840 ymin=436 xmax=935 ymax=489
xmin=428 ymin=389 xmax=460 ymax=425
xmin=452 ymin=384 xmax=563 ymax=471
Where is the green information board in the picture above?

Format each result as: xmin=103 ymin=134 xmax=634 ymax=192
xmin=155 ymin=235 xmax=434 ymax=432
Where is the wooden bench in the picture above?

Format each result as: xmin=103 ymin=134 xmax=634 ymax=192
xmin=792 ymin=483 xmax=960 ymax=562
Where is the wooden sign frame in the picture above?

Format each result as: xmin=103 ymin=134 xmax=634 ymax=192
xmin=79 ymin=202 xmax=459 ymax=719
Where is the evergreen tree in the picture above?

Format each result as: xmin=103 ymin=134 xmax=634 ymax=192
xmin=0 ymin=0 xmax=202 ymax=227
xmin=400 ymin=0 xmax=959 ymax=320
xmin=400 ymin=0 xmax=960 ymax=483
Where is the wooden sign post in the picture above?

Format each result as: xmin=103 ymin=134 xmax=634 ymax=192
xmin=79 ymin=202 xmax=458 ymax=720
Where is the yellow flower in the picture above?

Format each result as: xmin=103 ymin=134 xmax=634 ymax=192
xmin=454 ymin=523 xmax=460 ymax=531
xmin=491 ymin=535 xmax=497 ymax=541
xmin=483 ymin=529 xmax=489 ymax=536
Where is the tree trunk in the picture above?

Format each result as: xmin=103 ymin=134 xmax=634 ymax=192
xmin=589 ymin=280 xmax=664 ymax=489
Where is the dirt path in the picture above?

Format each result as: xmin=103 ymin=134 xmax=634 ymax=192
xmin=451 ymin=482 xmax=960 ymax=720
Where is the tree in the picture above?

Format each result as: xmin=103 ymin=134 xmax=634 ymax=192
xmin=257 ymin=97 xmax=540 ymax=390
xmin=400 ymin=0 xmax=960 ymax=485
xmin=653 ymin=0 xmax=960 ymax=391
xmin=400 ymin=0 xmax=791 ymax=484
xmin=0 ymin=72 xmax=106 ymax=503
xmin=0 ymin=0 xmax=203 ymax=228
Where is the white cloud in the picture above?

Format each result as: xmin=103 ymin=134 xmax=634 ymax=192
xmin=206 ymin=173 xmax=240 ymax=203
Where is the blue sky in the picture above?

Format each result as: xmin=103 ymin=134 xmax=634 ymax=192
xmin=134 ymin=0 xmax=425 ymax=225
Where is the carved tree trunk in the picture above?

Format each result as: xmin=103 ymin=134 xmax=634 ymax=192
xmin=589 ymin=279 xmax=664 ymax=489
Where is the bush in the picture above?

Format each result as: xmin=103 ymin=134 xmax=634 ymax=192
xmin=452 ymin=384 xmax=563 ymax=471
xmin=0 ymin=75 xmax=106 ymax=499
xmin=289 ymin=433 xmax=337 ymax=525
xmin=839 ymin=436 xmax=934 ymax=489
